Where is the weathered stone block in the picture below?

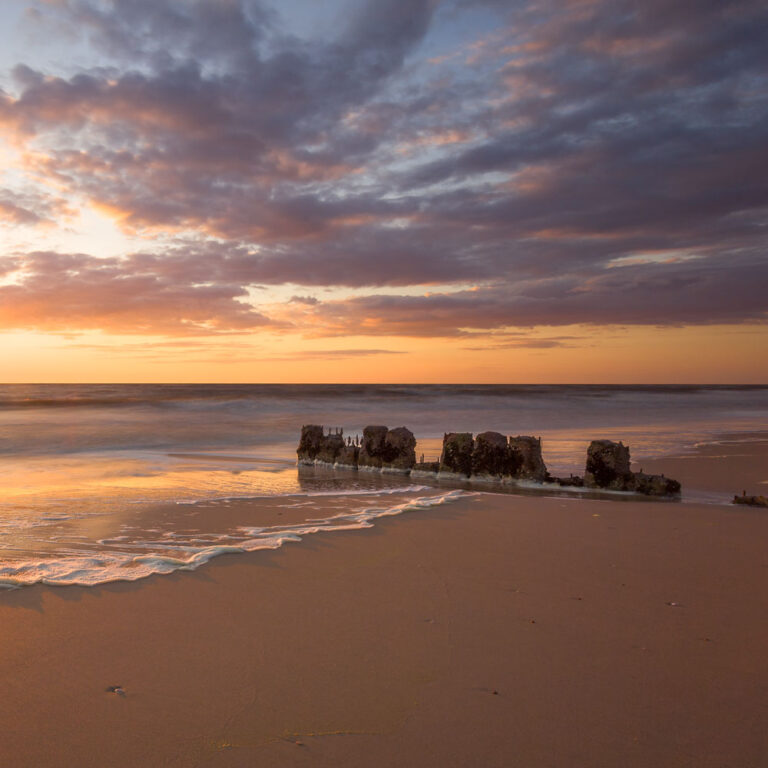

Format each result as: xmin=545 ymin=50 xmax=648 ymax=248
xmin=630 ymin=472 xmax=681 ymax=496
xmin=297 ymin=425 xmax=352 ymax=466
xmin=584 ymin=439 xmax=632 ymax=490
xmin=382 ymin=426 xmax=416 ymax=471
xmin=297 ymin=424 xmax=324 ymax=464
xmin=336 ymin=443 xmax=359 ymax=468
xmin=316 ymin=433 xmax=345 ymax=465
xmin=733 ymin=494 xmax=768 ymax=507
xmin=508 ymin=436 xmax=548 ymax=481
xmin=440 ymin=432 xmax=474 ymax=477
xmin=358 ymin=425 xmax=389 ymax=469
xmin=472 ymin=431 xmax=508 ymax=477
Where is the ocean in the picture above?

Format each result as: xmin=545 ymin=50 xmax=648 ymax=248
xmin=1 ymin=384 xmax=767 ymax=588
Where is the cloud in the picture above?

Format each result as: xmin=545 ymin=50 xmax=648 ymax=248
xmin=261 ymin=348 xmax=407 ymax=361
xmin=0 ymin=250 xmax=273 ymax=334
xmin=0 ymin=0 xmax=765 ymax=337
xmin=61 ymin=337 xmax=404 ymax=362
xmin=0 ymin=189 xmax=68 ymax=226
xmin=0 ymin=240 xmax=765 ymax=340
xmin=0 ymin=197 xmax=43 ymax=225
xmin=279 ymin=253 xmax=768 ymax=337
xmin=461 ymin=335 xmax=581 ymax=351
xmin=49 ymin=0 xmax=271 ymax=70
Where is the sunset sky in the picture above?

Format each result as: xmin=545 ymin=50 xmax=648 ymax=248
xmin=0 ymin=0 xmax=766 ymax=382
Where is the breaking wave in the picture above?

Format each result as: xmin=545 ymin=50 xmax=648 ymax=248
xmin=0 ymin=489 xmax=469 ymax=589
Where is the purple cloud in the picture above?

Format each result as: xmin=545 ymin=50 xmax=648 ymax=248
xmin=0 ymin=0 xmax=765 ymax=336
xmin=0 ymin=250 xmax=273 ymax=334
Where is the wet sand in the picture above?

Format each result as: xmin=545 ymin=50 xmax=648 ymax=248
xmin=639 ymin=432 xmax=768 ymax=499
xmin=1 ymin=438 xmax=768 ymax=767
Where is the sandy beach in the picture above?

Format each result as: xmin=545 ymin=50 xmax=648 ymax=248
xmin=1 ymin=0 xmax=766 ymax=757
xmin=2 ymin=438 xmax=768 ymax=767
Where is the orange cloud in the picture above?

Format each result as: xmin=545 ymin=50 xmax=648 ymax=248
xmin=0 ymin=251 xmax=274 ymax=335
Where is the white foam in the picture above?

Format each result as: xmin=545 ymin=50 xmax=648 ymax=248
xmin=172 ymin=484 xmax=431 ymax=506
xmin=0 ymin=489 xmax=471 ymax=589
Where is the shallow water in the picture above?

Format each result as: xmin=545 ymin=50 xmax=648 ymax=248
xmin=1 ymin=384 xmax=767 ymax=588
xmin=0 ymin=480 xmax=468 ymax=588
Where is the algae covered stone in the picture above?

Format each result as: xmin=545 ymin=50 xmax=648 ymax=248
xmin=440 ymin=432 xmax=474 ymax=477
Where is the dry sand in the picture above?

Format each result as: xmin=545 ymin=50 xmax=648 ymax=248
xmin=1 ymin=439 xmax=768 ymax=767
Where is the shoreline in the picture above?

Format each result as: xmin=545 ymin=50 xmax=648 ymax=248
xmin=1 ymin=432 xmax=767 ymax=766
xmin=2 ymin=431 xmax=763 ymax=591
xmin=3 ymin=492 xmax=768 ymax=767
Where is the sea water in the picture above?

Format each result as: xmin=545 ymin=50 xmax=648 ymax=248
xmin=1 ymin=384 xmax=767 ymax=588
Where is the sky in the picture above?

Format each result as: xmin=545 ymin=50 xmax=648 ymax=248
xmin=0 ymin=0 xmax=766 ymax=383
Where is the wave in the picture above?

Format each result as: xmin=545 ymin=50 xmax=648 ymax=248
xmin=2 ymin=383 xmax=767 ymax=410
xmin=0 ymin=489 xmax=469 ymax=589
xmin=173 ymin=484 xmax=432 ymax=506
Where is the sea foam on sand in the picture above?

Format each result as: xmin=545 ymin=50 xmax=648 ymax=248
xmin=0 ymin=489 xmax=469 ymax=589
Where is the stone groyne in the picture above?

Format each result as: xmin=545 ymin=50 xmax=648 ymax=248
xmin=297 ymin=425 xmax=681 ymax=497
xmin=297 ymin=424 xmax=416 ymax=474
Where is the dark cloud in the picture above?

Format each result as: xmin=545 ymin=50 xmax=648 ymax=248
xmin=30 ymin=0 xmax=271 ymax=71
xmin=286 ymin=253 xmax=768 ymax=337
xmin=108 ymin=234 xmax=497 ymax=289
xmin=0 ymin=0 xmax=766 ymax=335
xmin=0 ymin=242 xmax=764 ymax=339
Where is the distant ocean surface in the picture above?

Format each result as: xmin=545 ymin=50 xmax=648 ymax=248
xmin=1 ymin=384 xmax=767 ymax=589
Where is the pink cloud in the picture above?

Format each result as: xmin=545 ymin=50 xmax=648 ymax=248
xmin=0 ymin=251 xmax=273 ymax=334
